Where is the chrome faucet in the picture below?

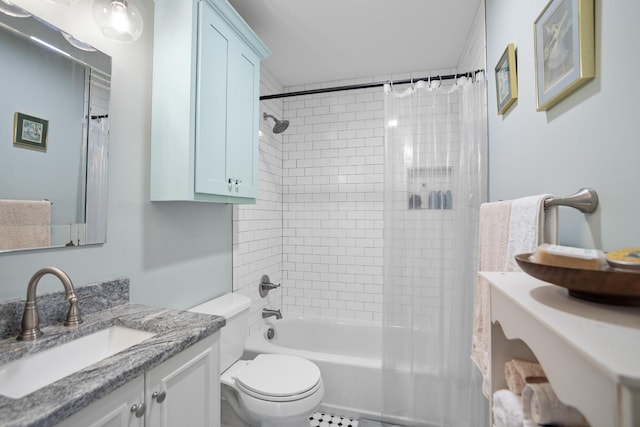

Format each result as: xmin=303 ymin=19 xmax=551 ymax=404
xmin=17 ymin=267 xmax=83 ymax=341
xmin=262 ymin=308 xmax=282 ymax=320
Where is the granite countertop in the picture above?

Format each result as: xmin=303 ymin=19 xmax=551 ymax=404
xmin=0 ymin=278 xmax=226 ymax=427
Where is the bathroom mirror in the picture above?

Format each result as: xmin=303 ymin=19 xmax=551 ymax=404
xmin=0 ymin=10 xmax=111 ymax=253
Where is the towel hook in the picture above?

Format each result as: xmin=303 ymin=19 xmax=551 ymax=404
xmin=544 ymin=188 xmax=598 ymax=214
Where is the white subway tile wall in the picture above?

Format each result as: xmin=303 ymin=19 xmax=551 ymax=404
xmin=233 ymin=69 xmax=284 ymax=333
xmin=281 ymin=85 xmax=385 ymax=321
xmin=280 ymin=68 xmax=461 ymax=321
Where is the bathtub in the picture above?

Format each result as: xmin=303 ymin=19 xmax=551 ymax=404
xmin=243 ymin=314 xmax=385 ymax=422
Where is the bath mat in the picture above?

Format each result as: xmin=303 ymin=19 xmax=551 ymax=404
xmin=309 ymin=411 xmax=358 ymax=426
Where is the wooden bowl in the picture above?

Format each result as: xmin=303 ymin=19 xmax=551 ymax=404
xmin=514 ymin=253 xmax=640 ymax=306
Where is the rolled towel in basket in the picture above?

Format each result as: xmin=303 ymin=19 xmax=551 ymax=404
xmin=492 ymin=389 xmax=524 ymax=427
xmin=522 ymin=382 xmax=589 ymax=426
xmin=504 ymin=358 xmax=547 ymax=395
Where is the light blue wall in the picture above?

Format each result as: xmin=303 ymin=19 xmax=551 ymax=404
xmin=486 ymin=0 xmax=640 ymax=250
xmin=0 ymin=0 xmax=232 ymax=308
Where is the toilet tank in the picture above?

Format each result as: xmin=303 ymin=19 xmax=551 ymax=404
xmin=189 ymin=292 xmax=251 ymax=372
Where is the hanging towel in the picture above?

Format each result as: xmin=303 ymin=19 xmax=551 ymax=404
xmin=471 ymin=200 xmax=512 ymax=397
xmin=522 ymin=382 xmax=589 ymax=426
xmin=471 ymin=195 xmax=558 ymax=397
xmin=492 ymin=389 xmax=524 ymax=427
xmin=0 ymin=199 xmax=51 ymax=250
xmin=504 ymin=358 xmax=547 ymax=395
xmin=504 ymin=195 xmax=558 ymax=271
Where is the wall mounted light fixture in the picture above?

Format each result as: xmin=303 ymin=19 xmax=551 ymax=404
xmin=92 ymin=0 xmax=143 ymax=43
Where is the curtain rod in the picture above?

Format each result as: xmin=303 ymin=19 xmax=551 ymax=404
xmin=260 ymin=69 xmax=485 ymax=100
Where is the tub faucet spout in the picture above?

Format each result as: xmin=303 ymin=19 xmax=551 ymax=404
xmin=17 ymin=267 xmax=82 ymax=341
xmin=262 ymin=308 xmax=282 ymax=320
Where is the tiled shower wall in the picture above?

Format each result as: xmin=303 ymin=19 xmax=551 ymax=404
xmin=280 ymin=70 xmax=458 ymax=321
xmin=280 ymin=83 xmax=385 ymax=321
xmin=233 ymin=69 xmax=284 ymax=333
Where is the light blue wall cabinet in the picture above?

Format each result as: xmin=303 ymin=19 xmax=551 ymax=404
xmin=151 ymin=0 xmax=270 ymax=203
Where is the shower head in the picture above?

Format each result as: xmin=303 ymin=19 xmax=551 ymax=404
xmin=263 ymin=113 xmax=289 ymax=134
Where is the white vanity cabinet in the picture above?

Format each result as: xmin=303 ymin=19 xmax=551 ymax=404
xmin=56 ymin=376 xmax=145 ymax=427
xmin=150 ymin=0 xmax=270 ymax=203
xmin=57 ymin=334 xmax=219 ymax=427
xmin=485 ymin=272 xmax=640 ymax=427
xmin=145 ymin=333 xmax=219 ymax=426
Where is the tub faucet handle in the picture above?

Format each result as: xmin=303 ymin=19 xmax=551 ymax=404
xmin=259 ymin=274 xmax=281 ymax=298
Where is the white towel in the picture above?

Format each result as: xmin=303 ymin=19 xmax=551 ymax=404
xmin=472 ymin=200 xmax=511 ymax=397
xmin=505 ymin=195 xmax=557 ymax=271
xmin=0 ymin=199 xmax=51 ymax=250
xmin=522 ymin=382 xmax=589 ymax=426
xmin=492 ymin=389 xmax=524 ymax=427
xmin=472 ymin=195 xmax=558 ymax=397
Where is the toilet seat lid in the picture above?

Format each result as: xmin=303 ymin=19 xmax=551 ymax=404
xmin=235 ymin=354 xmax=321 ymax=401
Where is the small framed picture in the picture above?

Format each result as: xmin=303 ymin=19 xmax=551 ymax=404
xmin=534 ymin=0 xmax=595 ymax=111
xmin=13 ymin=112 xmax=48 ymax=151
xmin=495 ymin=43 xmax=518 ymax=115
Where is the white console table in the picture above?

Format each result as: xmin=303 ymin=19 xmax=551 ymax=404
xmin=483 ymin=272 xmax=640 ymax=427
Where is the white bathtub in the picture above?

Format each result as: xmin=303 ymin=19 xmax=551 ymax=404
xmin=243 ymin=314 xmax=385 ymax=422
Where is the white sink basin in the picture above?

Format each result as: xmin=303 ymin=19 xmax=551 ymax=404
xmin=0 ymin=326 xmax=155 ymax=399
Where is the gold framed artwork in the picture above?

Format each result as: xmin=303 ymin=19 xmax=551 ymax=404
xmin=13 ymin=112 xmax=48 ymax=151
xmin=534 ymin=0 xmax=595 ymax=111
xmin=495 ymin=43 xmax=518 ymax=115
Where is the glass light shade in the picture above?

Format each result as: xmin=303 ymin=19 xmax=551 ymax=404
xmin=0 ymin=0 xmax=31 ymax=17
xmin=92 ymin=0 xmax=143 ymax=43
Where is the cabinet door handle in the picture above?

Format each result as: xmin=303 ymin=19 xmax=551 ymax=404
xmin=152 ymin=390 xmax=167 ymax=403
xmin=235 ymin=179 xmax=242 ymax=192
xmin=228 ymin=177 xmax=234 ymax=192
xmin=131 ymin=402 xmax=146 ymax=418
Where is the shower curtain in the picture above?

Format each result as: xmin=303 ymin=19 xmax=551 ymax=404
xmin=85 ymin=116 xmax=109 ymax=244
xmin=382 ymin=75 xmax=488 ymax=426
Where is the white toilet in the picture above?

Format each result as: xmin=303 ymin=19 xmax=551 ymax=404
xmin=189 ymin=293 xmax=324 ymax=427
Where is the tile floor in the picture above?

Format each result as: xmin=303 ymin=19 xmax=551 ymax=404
xmin=309 ymin=411 xmax=358 ymax=427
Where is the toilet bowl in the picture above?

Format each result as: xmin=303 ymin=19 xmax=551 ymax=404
xmin=222 ymin=354 xmax=324 ymax=427
xmin=189 ymin=293 xmax=324 ymax=427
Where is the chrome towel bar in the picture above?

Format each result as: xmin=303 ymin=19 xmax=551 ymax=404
xmin=544 ymin=188 xmax=598 ymax=214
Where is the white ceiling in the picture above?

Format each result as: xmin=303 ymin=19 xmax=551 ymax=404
xmin=227 ymin=0 xmax=483 ymax=89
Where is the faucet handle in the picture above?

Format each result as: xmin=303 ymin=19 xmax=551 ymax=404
xmin=259 ymin=275 xmax=281 ymax=298
xmin=17 ymin=301 xmax=42 ymax=341
xmin=64 ymin=296 xmax=83 ymax=327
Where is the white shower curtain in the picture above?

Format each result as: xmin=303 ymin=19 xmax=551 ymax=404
xmin=382 ymin=75 xmax=488 ymax=426
xmin=85 ymin=116 xmax=109 ymax=244
xmin=85 ymin=69 xmax=110 ymax=245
